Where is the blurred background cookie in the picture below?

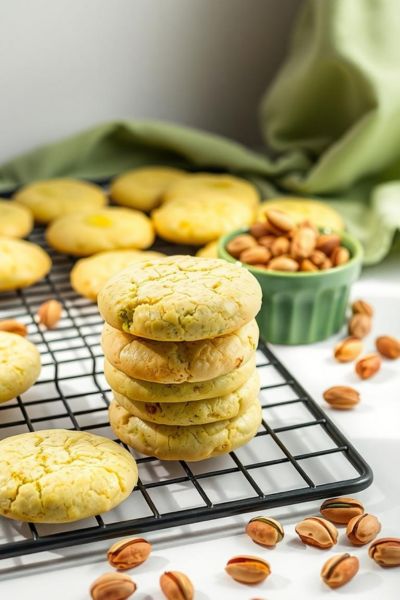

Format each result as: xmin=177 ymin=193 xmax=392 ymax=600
xmin=196 ymin=240 xmax=219 ymax=258
xmin=0 ymin=237 xmax=51 ymax=291
xmin=46 ymin=207 xmax=154 ymax=256
xmin=0 ymin=331 xmax=41 ymax=403
xmin=13 ymin=178 xmax=107 ymax=223
xmin=0 ymin=199 xmax=33 ymax=238
xmin=110 ymin=166 xmax=187 ymax=211
xmin=70 ymin=249 xmax=165 ymax=300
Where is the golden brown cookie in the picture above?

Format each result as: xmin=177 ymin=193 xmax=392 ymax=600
xmin=109 ymin=395 xmax=262 ymax=461
xmin=0 ymin=331 xmax=41 ymax=403
xmin=46 ymin=207 xmax=154 ymax=256
xmin=0 ymin=236 xmax=51 ymax=291
xmin=0 ymin=199 xmax=33 ymax=238
xmin=97 ymin=256 xmax=262 ymax=341
xmin=13 ymin=178 xmax=107 ymax=223
xmin=110 ymin=166 xmax=187 ymax=211
xmin=101 ymin=320 xmax=258 ymax=383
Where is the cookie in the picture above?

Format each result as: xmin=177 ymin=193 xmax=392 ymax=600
xmin=98 ymin=256 xmax=262 ymax=341
xmin=113 ymin=369 xmax=260 ymax=426
xmin=0 ymin=429 xmax=137 ymax=522
xmin=109 ymin=395 xmax=262 ymax=461
xmin=104 ymin=355 xmax=256 ymax=404
xmin=0 ymin=237 xmax=52 ymax=291
xmin=196 ymin=240 xmax=218 ymax=259
xmin=152 ymin=195 xmax=254 ymax=245
xmin=101 ymin=319 xmax=258 ymax=383
xmin=0 ymin=199 xmax=33 ymax=238
xmin=46 ymin=207 xmax=154 ymax=256
xmin=13 ymin=178 xmax=107 ymax=223
xmin=110 ymin=166 xmax=187 ymax=212
xmin=258 ymin=198 xmax=345 ymax=232
xmin=0 ymin=331 xmax=41 ymax=403
xmin=163 ymin=173 xmax=259 ymax=211
xmin=71 ymin=249 xmax=165 ymax=301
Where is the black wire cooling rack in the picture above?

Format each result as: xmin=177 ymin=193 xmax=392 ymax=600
xmin=0 ymin=224 xmax=373 ymax=560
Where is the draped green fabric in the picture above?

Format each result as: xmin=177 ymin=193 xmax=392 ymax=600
xmin=1 ymin=0 xmax=400 ymax=264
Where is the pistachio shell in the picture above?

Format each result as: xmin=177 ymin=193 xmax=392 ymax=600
xmin=246 ymin=516 xmax=284 ymax=546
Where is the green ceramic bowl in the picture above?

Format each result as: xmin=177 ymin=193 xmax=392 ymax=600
xmin=218 ymin=229 xmax=363 ymax=345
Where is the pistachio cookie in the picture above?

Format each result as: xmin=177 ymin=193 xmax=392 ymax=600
xmin=113 ymin=369 xmax=260 ymax=426
xmin=104 ymin=355 xmax=256 ymax=404
xmin=71 ymin=249 xmax=165 ymax=301
xmin=98 ymin=256 xmax=262 ymax=341
xmin=152 ymin=195 xmax=254 ymax=245
xmin=101 ymin=319 xmax=258 ymax=383
xmin=0 ymin=331 xmax=41 ymax=403
xmin=0 ymin=237 xmax=51 ymax=291
xmin=0 ymin=199 xmax=33 ymax=238
xmin=0 ymin=430 xmax=137 ymax=522
xmin=163 ymin=173 xmax=259 ymax=211
xmin=46 ymin=207 xmax=154 ymax=256
xmin=109 ymin=395 xmax=262 ymax=461
xmin=13 ymin=178 xmax=107 ymax=223
xmin=110 ymin=166 xmax=187 ymax=212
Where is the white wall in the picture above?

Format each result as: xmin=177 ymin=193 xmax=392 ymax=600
xmin=0 ymin=0 xmax=301 ymax=163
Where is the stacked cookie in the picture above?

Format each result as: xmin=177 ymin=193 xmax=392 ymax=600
xmin=97 ymin=255 xmax=263 ymax=462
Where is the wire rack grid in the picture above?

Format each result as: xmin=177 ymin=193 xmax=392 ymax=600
xmin=0 ymin=224 xmax=372 ymax=560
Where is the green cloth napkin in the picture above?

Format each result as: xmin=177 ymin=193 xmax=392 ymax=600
xmin=1 ymin=0 xmax=400 ymax=264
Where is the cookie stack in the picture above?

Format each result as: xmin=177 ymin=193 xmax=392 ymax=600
xmin=97 ymin=255 xmax=263 ymax=462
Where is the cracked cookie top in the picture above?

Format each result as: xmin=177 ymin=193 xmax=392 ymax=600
xmin=97 ymin=256 xmax=262 ymax=341
xmin=0 ymin=429 xmax=138 ymax=523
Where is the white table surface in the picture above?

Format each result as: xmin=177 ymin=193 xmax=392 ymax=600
xmin=1 ymin=252 xmax=399 ymax=599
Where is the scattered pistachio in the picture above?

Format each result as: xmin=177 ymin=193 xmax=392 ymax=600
xmin=225 ymin=555 xmax=271 ymax=584
xmin=37 ymin=299 xmax=63 ymax=329
xmin=107 ymin=537 xmax=152 ymax=570
xmin=90 ymin=572 xmax=136 ymax=600
xmin=369 ymin=538 xmax=400 ymax=567
xmin=352 ymin=299 xmax=374 ymax=317
xmin=0 ymin=319 xmax=28 ymax=337
xmin=159 ymin=571 xmax=194 ymax=600
xmin=246 ymin=516 xmax=284 ymax=547
xmin=321 ymin=553 xmax=359 ymax=589
xmin=334 ymin=337 xmax=363 ymax=362
xmin=320 ymin=497 xmax=364 ymax=524
xmin=346 ymin=513 xmax=381 ymax=546
xmin=323 ymin=386 xmax=360 ymax=410
xmin=376 ymin=335 xmax=400 ymax=359
xmin=355 ymin=353 xmax=381 ymax=379
xmin=295 ymin=517 xmax=338 ymax=549
xmin=348 ymin=313 xmax=372 ymax=339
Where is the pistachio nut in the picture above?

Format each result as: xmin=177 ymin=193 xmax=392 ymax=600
xmin=315 ymin=233 xmax=340 ymax=255
xmin=246 ymin=516 xmax=284 ymax=547
xmin=334 ymin=337 xmax=363 ymax=363
xmin=352 ymin=299 xmax=374 ymax=317
xmin=355 ymin=353 xmax=381 ymax=380
xmin=300 ymin=258 xmax=319 ymax=272
xmin=90 ymin=572 xmax=136 ymax=600
xmin=258 ymin=234 xmax=276 ymax=248
xmin=348 ymin=313 xmax=372 ymax=339
xmin=107 ymin=537 xmax=152 ymax=570
xmin=295 ymin=516 xmax=338 ymax=548
xmin=320 ymin=496 xmax=364 ymax=524
xmin=265 ymin=208 xmax=295 ymax=233
xmin=290 ymin=226 xmax=316 ymax=259
xmin=37 ymin=299 xmax=63 ymax=329
xmin=346 ymin=513 xmax=381 ymax=546
xmin=225 ymin=555 xmax=271 ymax=584
xmin=376 ymin=335 xmax=400 ymax=359
xmin=320 ymin=257 xmax=333 ymax=270
xmin=369 ymin=537 xmax=400 ymax=567
xmin=267 ymin=256 xmax=299 ymax=272
xmin=159 ymin=571 xmax=194 ymax=600
xmin=309 ymin=249 xmax=326 ymax=267
xmin=331 ymin=246 xmax=350 ymax=266
xmin=249 ymin=222 xmax=270 ymax=239
xmin=321 ymin=553 xmax=359 ymax=589
xmin=226 ymin=234 xmax=257 ymax=258
xmin=271 ymin=236 xmax=290 ymax=257
xmin=240 ymin=246 xmax=271 ymax=265
xmin=322 ymin=386 xmax=360 ymax=410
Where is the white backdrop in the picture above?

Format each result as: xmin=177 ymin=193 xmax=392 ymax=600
xmin=0 ymin=0 xmax=301 ymax=162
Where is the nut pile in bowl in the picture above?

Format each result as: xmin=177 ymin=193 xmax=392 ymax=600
xmin=226 ymin=208 xmax=350 ymax=272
